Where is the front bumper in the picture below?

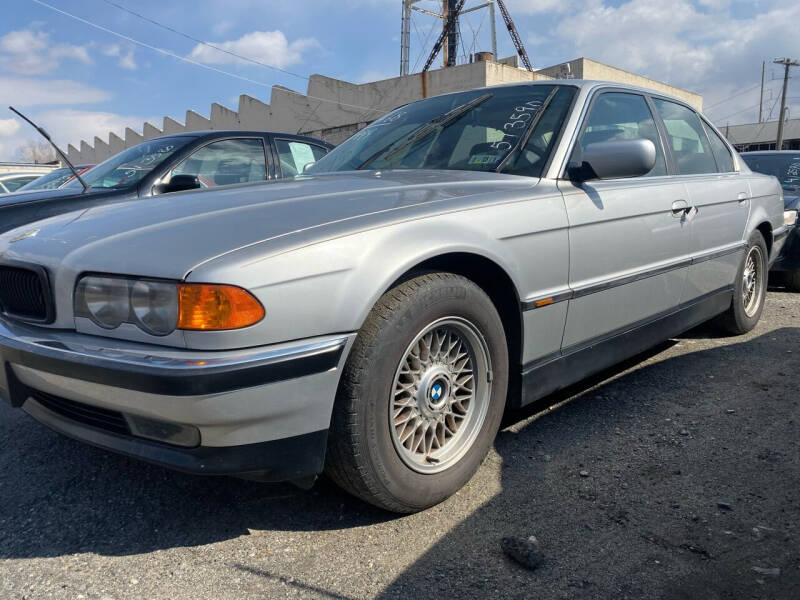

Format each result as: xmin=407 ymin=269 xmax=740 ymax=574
xmin=770 ymin=223 xmax=800 ymax=272
xmin=0 ymin=318 xmax=354 ymax=480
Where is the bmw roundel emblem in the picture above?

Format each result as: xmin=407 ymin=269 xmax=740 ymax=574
xmin=431 ymin=383 xmax=443 ymax=401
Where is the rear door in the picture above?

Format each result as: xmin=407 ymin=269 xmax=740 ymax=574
xmin=273 ymin=138 xmax=330 ymax=177
xmin=559 ymin=89 xmax=692 ymax=350
xmin=650 ymin=98 xmax=749 ymax=302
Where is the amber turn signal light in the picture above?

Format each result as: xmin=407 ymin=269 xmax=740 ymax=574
xmin=177 ymin=284 xmax=264 ymax=330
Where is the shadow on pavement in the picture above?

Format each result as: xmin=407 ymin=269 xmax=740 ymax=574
xmin=1 ymin=328 xmax=798 ymax=600
xmin=377 ymin=328 xmax=800 ymax=599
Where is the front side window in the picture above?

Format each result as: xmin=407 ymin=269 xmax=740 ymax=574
xmin=276 ymin=140 xmax=328 ymax=177
xmin=168 ymin=138 xmax=267 ymax=187
xmin=306 ymin=84 xmax=575 ymax=178
xmin=66 ymin=136 xmax=191 ymax=190
xmin=574 ymin=92 xmax=667 ymax=177
xmin=702 ymin=122 xmax=735 ymax=173
xmin=652 ymin=99 xmax=716 ymax=175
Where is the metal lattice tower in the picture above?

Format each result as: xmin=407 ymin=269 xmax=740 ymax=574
xmin=400 ymin=0 xmax=500 ymax=75
xmin=495 ymin=0 xmax=532 ymax=72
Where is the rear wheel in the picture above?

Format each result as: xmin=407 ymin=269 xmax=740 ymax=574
xmin=716 ymin=230 xmax=768 ymax=334
xmin=325 ymin=272 xmax=509 ymax=513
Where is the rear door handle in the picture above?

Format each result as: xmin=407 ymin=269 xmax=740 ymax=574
xmin=737 ymin=192 xmax=749 ymax=203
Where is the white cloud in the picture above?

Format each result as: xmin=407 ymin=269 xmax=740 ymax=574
xmin=0 ymin=28 xmax=92 ymax=75
xmin=0 ymin=108 xmax=152 ymax=161
xmin=542 ymin=0 xmax=800 ymax=124
xmin=103 ymin=44 xmax=138 ymax=71
xmin=34 ymin=109 xmax=149 ymax=147
xmin=188 ymin=30 xmax=319 ymax=69
xmin=505 ymin=0 xmax=573 ymax=14
xmin=0 ymin=77 xmax=110 ymax=107
xmin=0 ymin=118 xmax=20 ymax=137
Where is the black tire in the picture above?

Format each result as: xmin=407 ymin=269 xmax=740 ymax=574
xmin=785 ymin=271 xmax=800 ymax=293
xmin=325 ymin=272 xmax=509 ymax=513
xmin=716 ymin=230 xmax=768 ymax=334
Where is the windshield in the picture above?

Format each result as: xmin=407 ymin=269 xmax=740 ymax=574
xmin=306 ymin=84 xmax=575 ymax=177
xmin=65 ymin=136 xmax=191 ymax=190
xmin=17 ymin=167 xmax=73 ymax=191
xmin=742 ymin=153 xmax=800 ymax=193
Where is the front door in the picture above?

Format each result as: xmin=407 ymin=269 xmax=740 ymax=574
xmin=560 ymin=90 xmax=692 ymax=350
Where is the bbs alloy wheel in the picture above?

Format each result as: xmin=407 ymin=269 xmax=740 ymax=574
xmin=390 ymin=317 xmax=492 ymax=474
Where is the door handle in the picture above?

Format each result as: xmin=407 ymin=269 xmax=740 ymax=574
xmin=737 ymin=192 xmax=749 ymax=203
xmin=671 ymin=200 xmax=689 ymax=216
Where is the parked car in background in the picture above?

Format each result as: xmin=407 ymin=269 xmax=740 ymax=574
xmin=16 ymin=164 xmax=95 ymax=192
xmin=0 ymin=172 xmax=41 ymax=193
xmin=0 ymin=130 xmax=332 ymax=235
xmin=0 ymin=81 xmax=786 ymax=513
xmin=740 ymin=150 xmax=800 ymax=290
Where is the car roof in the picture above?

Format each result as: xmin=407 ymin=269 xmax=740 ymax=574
xmin=160 ymin=130 xmax=331 ymax=143
xmin=419 ymin=79 xmax=695 ymax=111
xmin=740 ymin=150 xmax=800 ymax=155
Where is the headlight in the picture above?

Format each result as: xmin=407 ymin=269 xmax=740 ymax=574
xmin=75 ymin=275 xmax=264 ymax=336
xmin=785 ymin=210 xmax=798 ymax=227
xmin=77 ymin=276 xmax=130 ymax=329
xmin=131 ymin=280 xmax=179 ymax=335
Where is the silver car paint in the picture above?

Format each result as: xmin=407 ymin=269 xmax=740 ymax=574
xmin=0 ymin=79 xmax=785 ymax=448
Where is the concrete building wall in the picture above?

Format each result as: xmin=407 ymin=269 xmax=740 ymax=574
xmin=66 ymin=57 xmax=702 ymax=164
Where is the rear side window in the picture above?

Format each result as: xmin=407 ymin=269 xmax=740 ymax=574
xmin=576 ymin=92 xmax=667 ymax=177
xmin=702 ymin=122 xmax=735 ymax=173
xmin=276 ymin=140 xmax=328 ymax=177
xmin=652 ymin=99 xmax=716 ymax=175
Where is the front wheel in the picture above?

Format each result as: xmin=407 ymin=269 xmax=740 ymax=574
xmin=325 ymin=272 xmax=509 ymax=513
xmin=716 ymin=230 xmax=768 ymax=334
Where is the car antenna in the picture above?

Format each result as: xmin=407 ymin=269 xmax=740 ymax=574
xmin=8 ymin=106 xmax=90 ymax=193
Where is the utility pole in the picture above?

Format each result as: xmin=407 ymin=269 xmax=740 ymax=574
xmin=759 ymin=60 xmax=765 ymax=123
xmin=774 ymin=57 xmax=799 ymax=150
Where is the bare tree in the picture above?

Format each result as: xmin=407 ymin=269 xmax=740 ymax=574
xmin=15 ymin=139 xmax=56 ymax=164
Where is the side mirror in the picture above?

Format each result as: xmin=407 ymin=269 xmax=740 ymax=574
xmin=154 ymin=174 xmax=202 ymax=195
xmin=570 ymin=139 xmax=657 ymax=181
xmin=301 ymin=161 xmax=315 ymax=173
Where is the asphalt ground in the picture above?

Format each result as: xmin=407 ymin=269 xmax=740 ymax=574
xmin=1 ymin=287 xmax=798 ymax=600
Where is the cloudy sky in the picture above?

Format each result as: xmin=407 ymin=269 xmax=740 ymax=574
xmin=0 ymin=0 xmax=797 ymax=160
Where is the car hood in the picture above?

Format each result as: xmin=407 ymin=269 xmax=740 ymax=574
xmin=0 ymin=170 xmax=537 ymax=280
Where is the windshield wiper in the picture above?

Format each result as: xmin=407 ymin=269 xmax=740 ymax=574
xmin=494 ymin=87 xmax=559 ymax=174
xmin=9 ymin=106 xmax=90 ymax=193
xmin=357 ymin=93 xmax=493 ymax=170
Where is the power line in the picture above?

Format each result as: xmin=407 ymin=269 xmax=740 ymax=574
xmin=29 ymin=0 xmax=384 ymax=114
xmin=101 ymin=0 xmax=309 ymax=82
xmin=704 ymin=82 xmax=763 ymax=111
xmin=713 ymin=101 xmax=764 ymax=124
